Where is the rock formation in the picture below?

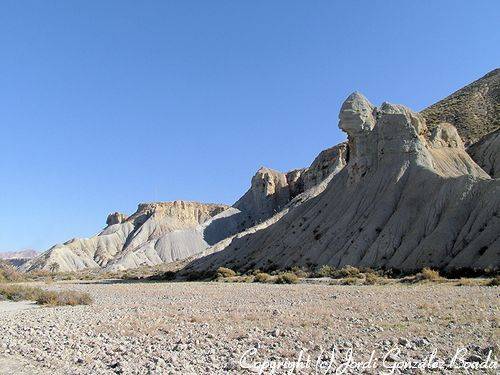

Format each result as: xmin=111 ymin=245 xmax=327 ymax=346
xmin=22 ymin=201 xmax=230 ymax=272
xmin=467 ymin=128 xmax=500 ymax=178
xmin=421 ymin=68 xmax=499 ymax=145
xmin=106 ymin=212 xmax=128 ymax=226
xmin=187 ymin=93 xmax=499 ymax=273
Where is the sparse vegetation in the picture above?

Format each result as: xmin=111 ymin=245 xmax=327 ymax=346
xmin=254 ymin=272 xmax=271 ymax=283
xmin=315 ymin=265 xmax=334 ymax=278
xmin=364 ymin=273 xmax=380 ymax=285
xmin=415 ymin=268 xmax=442 ymax=282
xmin=487 ymin=276 xmax=500 ymax=286
xmin=216 ymin=267 xmax=237 ymax=279
xmin=0 ymin=284 xmax=92 ymax=306
xmin=275 ymin=272 xmax=299 ymax=284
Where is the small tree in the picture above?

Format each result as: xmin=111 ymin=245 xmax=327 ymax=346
xmin=48 ymin=263 xmax=60 ymax=274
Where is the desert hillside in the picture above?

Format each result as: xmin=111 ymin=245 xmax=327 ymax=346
xmin=421 ymin=68 xmax=499 ymax=145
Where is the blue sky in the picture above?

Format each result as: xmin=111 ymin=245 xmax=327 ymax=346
xmin=1 ymin=1 xmax=499 ymax=252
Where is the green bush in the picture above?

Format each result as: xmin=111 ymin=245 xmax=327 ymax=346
xmin=275 ymin=272 xmax=299 ymax=284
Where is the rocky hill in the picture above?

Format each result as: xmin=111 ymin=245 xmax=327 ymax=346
xmin=23 ymin=70 xmax=499 ymax=273
xmin=22 ymin=202 xmax=232 ymax=272
xmin=186 ymin=93 xmax=499 ymax=273
xmin=421 ymin=68 xmax=499 ymax=145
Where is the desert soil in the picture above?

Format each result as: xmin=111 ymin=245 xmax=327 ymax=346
xmin=0 ymin=281 xmax=497 ymax=374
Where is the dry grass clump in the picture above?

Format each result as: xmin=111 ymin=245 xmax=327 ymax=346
xmin=364 ymin=273 xmax=380 ymax=285
xmin=35 ymin=290 xmax=93 ymax=306
xmin=315 ymin=265 xmax=334 ymax=278
xmin=290 ymin=266 xmax=309 ymax=278
xmin=216 ymin=267 xmax=237 ymax=279
xmin=254 ymin=272 xmax=272 ymax=283
xmin=275 ymin=272 xmax=299 ymax=284
xmin=0 ymin=261 xmax=25 ymax=283
xmin=415 ymin=268 xmax=443 ymax=282
xmin=315 ymin=265 xmax=363 ymax=279
xmin=0 ymin=284 xmax=92 ymax=306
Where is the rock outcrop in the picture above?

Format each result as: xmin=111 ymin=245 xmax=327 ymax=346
xmin=467 ymin=128 xmax=500 ymax=178
xmin=187 ymin=93 xmax=499 ymax=273
xmin=421 ymin=68 xmax=499 ymax=145
xmin=106 ymin=212 xmax=128 ymax=226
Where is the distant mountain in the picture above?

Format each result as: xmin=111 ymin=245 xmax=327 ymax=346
xmin=0 ymin=249 xmax=38 ymax=260
xmin=0 ymin=249 xmax=38 ymax=267
xmin=421 ymin=68 xmax=499 ymax=145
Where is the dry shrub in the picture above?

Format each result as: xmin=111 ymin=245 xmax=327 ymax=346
xmin=216 ymin=267 xmax=237 ymax=279
xmin=35 ymin=290 xmax=93 ymax=306
xmin=254 ymin=272 xmax=271 ymax=283
xmin=340 ymin=277 xmax=360 ymax=285
xmin=275 ymin=272 xmax=299 ymax=284
xmin=316 ymin=265 xmax=334 ymax=278
xmin=364 ymin=273 xmax=379 ymax=285
xmin=0 ymin=284 xmax=92 ymax=306
xmin=290 ymin=266 xmax=309 ymax=278
xmin=487 ymin=276 xmax=500 ymax=286
xmin=0 ymin=262 xmax=25 ymax=283
xmin=416 ymin=268 xmax=442 ymax=282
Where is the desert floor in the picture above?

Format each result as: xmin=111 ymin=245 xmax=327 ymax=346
xmin=0 ymin=281 xmax=497 ymax=374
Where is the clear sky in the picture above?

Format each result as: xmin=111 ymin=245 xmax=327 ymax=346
xmin=1 ymin=1 xmax=499 ymax=253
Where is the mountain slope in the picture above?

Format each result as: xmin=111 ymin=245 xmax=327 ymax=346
xmin=421 ymin=68 xmax=499 ymax=145
xmin=186 ymin=93 xmax=499 ymax=273
xmin=23 ymin=201 xmax=230 ymax=272
xmin=467 ymin=128 xmax=500 ymax=178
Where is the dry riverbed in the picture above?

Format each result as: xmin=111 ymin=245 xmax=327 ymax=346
xmin=0 ymin=281 xmax=497 ymax=374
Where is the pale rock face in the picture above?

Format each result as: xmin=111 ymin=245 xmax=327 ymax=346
xmin=300 ymin=144 xmax=348 ymax=191
xmin=467 ymin=128 xmax=500 ymax=178
xmin=429 ymin=123 xmax=465 ymax=149
xmin=187 ymin=93 xmax=499 ymax=273
xmin=23 ymin=201 xmax=231 ymax=272
xmin=233 ymin=167 xmax=290 ymax=223
xmin=339 ymin=92 xmax=376 ymax=134
xmin=106 ymin=212 xmax=128 ymax=226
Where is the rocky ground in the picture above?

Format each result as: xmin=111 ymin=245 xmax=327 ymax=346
xmin=0 ymin=281 xmax=498 ymax=374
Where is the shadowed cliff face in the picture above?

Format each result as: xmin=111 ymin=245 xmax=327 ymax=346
xmin=187 ymin=93 xmax=499 ymax=273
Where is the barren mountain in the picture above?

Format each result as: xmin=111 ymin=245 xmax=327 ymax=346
xmin=24 ymin=136 xmax=347 ymax=272
xmin=22 ymin=202 xmax=232 ymax=272
xmin=187 ymin=93 xmax=499 ymax=273
xmin=421 ymin=68 xmax=499 ymax=145
xmin=0 ymin=249 xmax=38 ymax=260
xmin=0 ymin=250 xmax=38 ymax=267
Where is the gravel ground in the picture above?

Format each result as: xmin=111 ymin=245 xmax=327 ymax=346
xmin=0 ymin=281 xmax=498 ymax=374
